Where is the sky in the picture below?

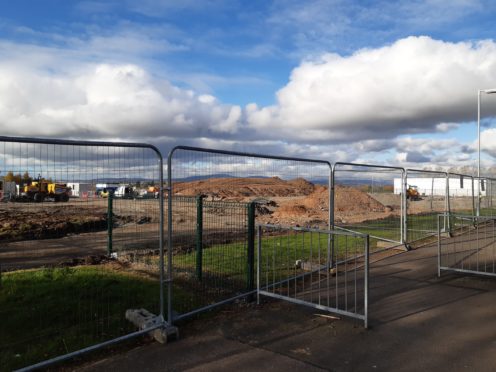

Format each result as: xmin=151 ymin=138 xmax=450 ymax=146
xmin=1 ymin=0 xmax=496 ymax=173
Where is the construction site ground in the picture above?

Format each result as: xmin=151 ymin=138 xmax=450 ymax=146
xmin=80 ymin=239 xmax=496 ymax=372
xmin=0 ymin=178 xmax=476 ymax=272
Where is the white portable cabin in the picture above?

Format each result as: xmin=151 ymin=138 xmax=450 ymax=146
xmin=0 ymin=181 xmax=17 ymax=199
xmin=67 ymin=183 xmax=94 ymax=197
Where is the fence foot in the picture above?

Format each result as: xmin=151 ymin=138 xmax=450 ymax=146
xmin=125 ymin=308 xmax=179 ymax=344
xmin=153 ymin=324 xmax=179 ymax=344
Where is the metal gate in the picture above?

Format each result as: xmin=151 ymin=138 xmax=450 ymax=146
xmin=257 ymin=224 xmax=369 ymax=328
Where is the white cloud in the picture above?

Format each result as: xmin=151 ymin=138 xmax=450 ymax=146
xmin=0 ymin=62 xmax=242 ymax=140
xmin=436 ymin=122 xmax=460 ymax=132
xmin=1 ymin=34 xmax=496 ymax=168
xmin=395 ymin=137 xmax=459 ymax=154
xmin=478 ymin=128 xmax=496 ymax=157
xmin=246 ymin=36 xmax=496 ymax=143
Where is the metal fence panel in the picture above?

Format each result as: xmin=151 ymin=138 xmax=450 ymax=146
xmin=167 ymin=146 xmax=332 ymax=321
xmin=438 ymin=214 xmax=496 ymax=277
xmin=332 ymin=163 xmax=405 ymax=249
xmin=447 ymin=173 xmax=475 ymax=235
xmin=477 ymin=177 xmax=496 ymax=217
xmin=257 ymin=224 xmax=369 ymax=328
xmin=0 ymin=137 xmax=165 ymax=371
xmin=447 ymin=173 xmax=475 ymax=215
xmin=405 ymin=169 xmax=448 ymax=244
xmin=169 ymin=196 xmax=251 ymax=318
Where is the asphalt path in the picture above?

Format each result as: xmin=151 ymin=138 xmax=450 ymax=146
xmin=79 ymin=232 xmax=496 ymax=372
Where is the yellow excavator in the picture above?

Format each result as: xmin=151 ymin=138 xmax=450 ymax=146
xmin=406 ymin=185 xmax=421 ymax=201
xmin=22 ymin=180 xmax=71 ymax=202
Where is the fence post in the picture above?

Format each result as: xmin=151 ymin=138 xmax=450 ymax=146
xmin=472 ymin=177 xmax=476 ymax=219
xmin=107 ymin=193 xmax=113 ymax=256
xmin=446 ymin=173 xmax=450 ymax=234
xmin=403 ymin=171 xmax=408 ymax=246
xmin=329 ymin=166 xmax=335 ymax=268
xmin=257 ymin=225 xmax=262 ymax=305
xmin=196 ymin=195 xmax=204 ymax=281
xmin=247 ymin=201 xmax=256 ymax=293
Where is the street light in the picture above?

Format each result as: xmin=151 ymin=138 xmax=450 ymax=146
xmin=477 ymin=88 xmax=496 ymax=216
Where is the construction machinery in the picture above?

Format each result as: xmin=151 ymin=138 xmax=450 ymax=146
xmin=100 ymin=185 xmax=136 ymax=199
xmin=406 ymin=185 xmax=421 ymax=201
xmin=147 ymin=186 xmax=160 ymax=198
xmin=21 ymin=181 xmax=71 ymax=202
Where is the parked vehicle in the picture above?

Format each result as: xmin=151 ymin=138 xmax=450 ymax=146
xmin=20 ymin=180 xmax=71 ymax=202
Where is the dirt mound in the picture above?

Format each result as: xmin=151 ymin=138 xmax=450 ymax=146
xmin=334 ymin=186 xmax=385 ymax=213
xmin=301 ymin=185 xmax=329 ymax=211
xmin=173 ymin=177 xmax=316 ymax=200
xmin=173 ymin=177 xmax=397 ymax=226
xmin=260 ymin=185 xmax=394 ymax=226
xmin=273 ymin=204 xmax=308 ymax=217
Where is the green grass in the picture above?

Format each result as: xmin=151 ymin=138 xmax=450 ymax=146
xmin=479 ymin=207 xmax=496 ymax=217
xmin=338 ymin=215 xmax=402 ymax=243
xmin=0 ymin=266 xmax=162 ymax=371
xmin=174 ymin=231 xmax=371 ymax=288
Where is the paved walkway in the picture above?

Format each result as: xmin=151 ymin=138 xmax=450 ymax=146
xmin=81 ymin=241 xmax=496 ymax=372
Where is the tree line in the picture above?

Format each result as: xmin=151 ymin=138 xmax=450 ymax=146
xmin=2 ymin=172 xmax=52 ymax=185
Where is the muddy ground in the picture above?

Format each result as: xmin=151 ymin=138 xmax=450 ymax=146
xmin=0 ymin=178 xmax=476 ymax=272
xmin=0 ymin=198 xmax=160 ymax=243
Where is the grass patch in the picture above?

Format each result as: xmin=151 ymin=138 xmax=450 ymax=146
xmin=174 ymin=231 xmax=370 ymax=288
xmin=0 ymin=265 xmax=162 ymax=371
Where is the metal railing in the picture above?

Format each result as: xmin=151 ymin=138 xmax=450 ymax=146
xmin=257 ymin=224 xmax=369 ymax=328
xmin=438 ymin=214 xmax=496 ymax=277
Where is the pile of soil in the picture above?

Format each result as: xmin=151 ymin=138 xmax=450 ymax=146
xmin=267 ymin=184 xmax=395 ymax=225
xmin=173 ymin=177 xmax=315 ymax=200
xmin=333 ymin=186 xmax=397 ymax=224
xmin=174 ymin=177 xmax=399 ymax=226
xmin=334 ymin=186 xmax=385 ymax=213
xmin=273 ymin=204 xmax=308 ymax=217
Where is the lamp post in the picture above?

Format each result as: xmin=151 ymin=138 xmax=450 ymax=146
xmin=477 ymin=88 xmax=496 ymax=216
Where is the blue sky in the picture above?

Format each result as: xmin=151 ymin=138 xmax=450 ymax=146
xmin=1 ymin=0 xmax=496 ymax=171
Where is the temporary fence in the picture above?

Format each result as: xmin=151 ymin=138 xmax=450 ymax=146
xmin=257 ymin=224 xmax=369 ymax=328
xmin=0 ymin=136 xmax=170 ymax=371
xmin=4 ymin=135 xmax=496 ymax=369
xmin=332 ymin=163 xmax=405 ymax=249
xmin=405 ymin=169 xmax=448 ymax=244
xmin=447 ymin=173 xmax=475 ymax=216
xmin=477 ymin=177 xmax=496 ymax=217
xmin=167 ymin=146 xmax=332 ymax=321
xmin=438 ymin=214 xmax=496 ymax=278
xmin=168 ymin=195 xmax=252 ymax=318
